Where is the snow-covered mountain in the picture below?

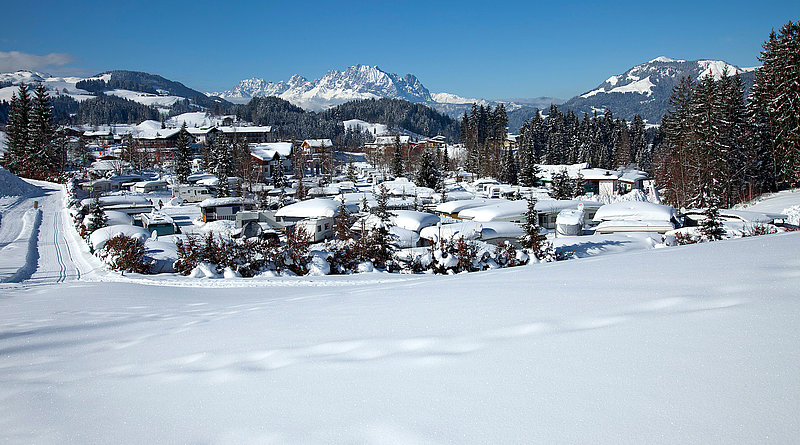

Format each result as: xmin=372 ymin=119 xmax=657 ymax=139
xmin=559 ymin=57 xmax=758 ymax=123
xmin=210 ymin=64 xmax=562 ymax=117
xmin=210 ymin=65 xmax=433 ymax=110
xmin=0 ymin=70 xmax=228 ymax=111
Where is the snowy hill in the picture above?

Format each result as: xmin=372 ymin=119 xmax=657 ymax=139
xmin=559 ymin=57 xmax=758 ymax=123
xmin=0 ymin=70 xmax=229 ymax=112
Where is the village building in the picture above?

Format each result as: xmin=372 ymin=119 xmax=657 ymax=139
xmin=250 ymin=142 xmax=294 ymax=183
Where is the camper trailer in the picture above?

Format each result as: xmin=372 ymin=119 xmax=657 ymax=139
xmin=140 ymin=212 xmax=177 ymax=236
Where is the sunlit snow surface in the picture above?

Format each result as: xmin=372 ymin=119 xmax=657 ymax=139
xmin=1 ymin=182 xmax=799 ymax=444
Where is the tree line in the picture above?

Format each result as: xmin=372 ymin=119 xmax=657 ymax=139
xmin=654 ymin=20 xmax=800 ymax=209
xmin=2 ymin=82 xmax=66 ymax=179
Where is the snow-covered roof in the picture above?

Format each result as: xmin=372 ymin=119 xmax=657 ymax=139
xmin=436 ymin=198 xmax=505 ymax=215
xmin=250 ymin=142 xmax=292 ymax=161
xmin=373 ymin=135 xmax=411 ymax=145
xmin=89 ymin=224 xmax=151 ymax=251
xmin=199 ymin=197 xmax=253 ymax=208
xmin=274 ymin=198 xmax=340 ymax=218
xmin=536 ymin=163 xmax=590 ymax=182
xmin=683 ymin=209 xmax=787 ymax=224
xmin=593 ymin=201 xmax=677 ymax=223
xmin=419 ymin=221 xmax=524 ymax=243
xmin=556 ymin=209 xmax=585 ymax=226
xmin=303 ymin=139 xmax=333 ymax=147
xmin=594 ymin=220 xmax=676 ymax=234
xmin=460 ymin=199 xmax=599 ymax=222
xmin=391 ymin=210 xmax=441 ymax=232
xmin=82 ymin=195 xmax=152 ymax=209
xmin=217 ymin=125 xmax=272 ymax=134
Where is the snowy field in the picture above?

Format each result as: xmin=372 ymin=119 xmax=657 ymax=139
xmin=1 ymin=178 xmax=799 ymax=443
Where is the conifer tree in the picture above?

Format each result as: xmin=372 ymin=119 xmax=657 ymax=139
xmin=334 ymin=195 xmax=353 ymax=241
xmin=4 ymin=83 xmax=31 ymax=175
xmin=415 ymin=148 xmax=440 ymax=189
xmin=87 ymin=197 xmax=108 ymax=233
xmin=550 ymin=168 xmax=573 ymax=200
xmin=174 ymin=122 xmax=192 ymax=183
xmin=500 ymin=149 xmax=518 ymax=185
xmin=519 ymin=194 xmax=555 ymax=261
xmin=391 ymin=134 xmax=404 ymax=177
xmin=346 ymin=161 xmax=357 ymax=182
xmin=30 ymin=82 xmax=57 ymax=175
xmin=700 ymin=199 xmax=725 ymax=241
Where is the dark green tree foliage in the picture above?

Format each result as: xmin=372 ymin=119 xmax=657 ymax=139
xmin=238 ymin=96 xmax=459 ymax=142
xmin=519 ymin=194 xmax=554 ymax=261
xmin=174 ymin=122 xmax=193 ymax=183
xmin=700 ymin=200 xmax=726 ymax=241
xmin=461 ymin=103 xmax=508 ymax=177
xmin=334 ymin=197 xmax=353 ymax=241
xmin=392 ymin=134 xmax=404 ymax=177
xmin=3 ymin=83 xmax=31 ymax=175
xmin=571 ymin=171 xmax=585 ymax=198
xmin=346 ymin=161 xmax=357 ymax=182
xmin=212 ymin=138 xmax=233 ymax=197
xmin=87 ymin=197 xmax=108 ymax=233
xmin=500 ymin=149 xmax=518 ymax=185
xmin=73 ymin=94 xmax=159 ymax=125
xmin=415 ymin=148 xmax=440 ymax=189
xmin=30 ymin=83 xmax=58 ymax=173
xmin=550 ymin=168 xmax=573 ymax=200
xmin=748 ymin=21 xmax=800 ymax=189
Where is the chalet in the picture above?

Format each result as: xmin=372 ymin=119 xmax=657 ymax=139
xmin=415 ymin=135 xmax=447 ymax=149
xmin=83 ymin=130 xmax=115 ymax=147
xmin=301 ymin=139 xmax=334 ymax=174
xmin=185 ymin=127 xmax=219 ymax=145
xmin=250 ymin=142 xmax=293 ymax=182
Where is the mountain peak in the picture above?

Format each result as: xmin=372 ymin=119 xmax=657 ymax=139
xmin=212 ymin=64 xmax=432 ymax=110
xmin=562 ymin=57 xmax=757 ymax=123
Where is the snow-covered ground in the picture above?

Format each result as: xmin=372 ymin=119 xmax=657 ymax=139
xmin=2 ymin=176 xmax=800 ymax=443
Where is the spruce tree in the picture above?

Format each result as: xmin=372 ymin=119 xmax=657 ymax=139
xmin=174 ymin=122 xmax=193 ymax=184
xmin=4 ymin=83 xmax=32 ymax=175
xmin=334 ymin=195 xmax=353 ymax=241
xmin=391 ymin=134 xmax=404 ymax=177
xmin=346 ymin=161 xmax=357 ymax=182
xmin=30 ymin=82 xmax=57 ymax=176
xmin=415 ymin=148 xmax=440 ymax=189
xmin=700 ymin=199 xmax=726 ymax=241
xmin=550 ymin=168 xmax=572 ymax=200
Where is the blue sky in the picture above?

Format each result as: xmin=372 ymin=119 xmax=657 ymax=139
xmin=2 ymin=0 xmax=798 ymax=100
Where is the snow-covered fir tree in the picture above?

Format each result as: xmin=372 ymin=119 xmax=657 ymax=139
xmin=174 ymin=122 xmax=193 ymax=184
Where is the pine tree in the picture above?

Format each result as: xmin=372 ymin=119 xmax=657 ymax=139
xmin=371 ymin=183 xmax=394 ymax=223
xmin=30 ymin=82 xmax=57 ymax=176
xmin=415 ymin=148 xmax=440 ymax=189
xmin=213 ymin=138 xmax=233 ymax=197
xmin=174 ymin=122 xmax=193 ymax=183
xmin=334 ymin=195 xmax=353 ymax=241
xmin=519 ymin=194 xmax=554 ymax=261
xmin=749 ymin=21 xmax=800 ymax=189
xmin=391 ymin=134 xmax=404 ymax=177
xmin=550 ymin=168 xmax=572 ymax=200
xmin=4 ymin=83 xmax=32 ymax=175
xmin=572 ymin=171 xmax=585 ymax=198
xmin=346 ymin=161 xmax=357 ymax=182
xmin=87 ymin=197 xmax=108 ymax=233
xmin=500 ymin=149 xmax=518 ymax=185
xmin=699 ymin=199 xmax=725 ymax=241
